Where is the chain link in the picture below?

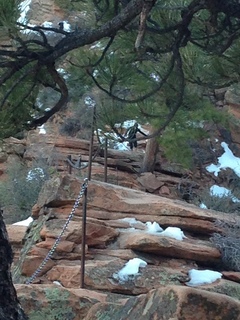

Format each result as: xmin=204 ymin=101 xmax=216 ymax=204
xmin=25 ymin=178 xmax=88 ymax=284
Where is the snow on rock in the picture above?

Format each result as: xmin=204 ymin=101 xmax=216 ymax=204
xmin=113 ymin=258 xmax=147 ymax=283
xmin=200 ymin=203 xmax=208 ymax=209
xmin=18 ymin=0 xmax=32 ymax=24
xmin=120 ymin=218 xmax=145 ymax=228
xmin=145 ymin=221 xmax=163 ymax=233
xmin=210 ymin=185 xmax=240 ymax=203
xmin=206 ymin=142 xmax=240 ymax=177
xmin=160 ymin=227 xmax=187 ymax=241
xmin=186 ymin=269 xmax=222 ymax=287
xmin=38 ymin=125 xmax=46 ymax=134
xmin=13 ymin=216 xmax=33 ymax=226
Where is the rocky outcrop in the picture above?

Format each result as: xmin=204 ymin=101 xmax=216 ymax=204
xmin=15 ymin=284 xmax=240 ymax=320
xmin=7 ymin=174 xmax=240 ymax=319
xmin=84 ymin=285 xmax=240 ymax=320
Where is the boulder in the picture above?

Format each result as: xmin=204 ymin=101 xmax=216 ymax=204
xmin=84 ymin=285 xmax=240 ymax=320
xmin=16 ymin=284 xmax=117 ymax=320
xmin=118 ymin=231 xmax=220 ymax=262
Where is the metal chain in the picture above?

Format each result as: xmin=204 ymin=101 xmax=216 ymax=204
xmin=26 ymin=178 xmax=88 ymax=284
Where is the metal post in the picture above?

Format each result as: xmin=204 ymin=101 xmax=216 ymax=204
xmin=80 ymin=186 xmax=88 ymax=288
xmin=104 ymin=138 xmax=108 ymax=182
xmin=88 ymin=105 xmax=96 ymax=181
xmin=67 ymin=155 xmax=72 ymax=174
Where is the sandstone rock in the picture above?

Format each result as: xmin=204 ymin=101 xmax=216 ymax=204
xmin=22 ymin=255 xmax=55 ymax=277
xmin=6 ymin=225 xmax=27 ymax=263
xmin=84 ymin=285 xmax=240 ymax=320
xmin=16 ymin=284 xmax=106 ymax=320
xmin=189 ymin=278 xmax=240 ymax=301
xmin=6 ymin=225 xmax=27 ymax=245
xmin=39 ymin=218 xmax=119 ymax=247
xmin=34 ymin=175 xmax=239 ymax=234
xmin=46 ymin=258 xmax=186 ymax=294
xmin=137 ymin=172 xmax=164 ymax=192
xmin=159 ymin=185 xmax=170 ymax=196
xmin=222 ymin=271 xmax=240 ymax=283
xmin=118 ymin=231 xmax=221 ymax=263
xmin=36 ymin=238 xmax=75 ymax=253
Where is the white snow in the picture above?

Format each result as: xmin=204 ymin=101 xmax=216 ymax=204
xmin=26 ymin=167 xmax=45 ymax=181
xmin=113 ymin=258 xmax=147 ymax=282
xmin=18 ymin=0 xmax=32 ymax=24
xmin=159 ymin=227 xmax=187 ymax=241
xmin=96 ymin=129 xmax=129 ymax=151
xmin=120 ymin=217 xmax=145 ymax=228
xmin=200 ymin=203 xmax=208 ymax=209
xmin=97 ymin=119 xmax=148 ymax=151
xmin=117 ymin=218 xmax=186 ymax=241
xmin=38 ymin=125 xmax=46 ymax=134
xmin=206 ymin=142 xmax=240 ymax=177
xmin=13 ymin=216 xmax=33 ymax=226
xmin=210 ymin=185 xmax=240 ymax=203
xmin=186 ymin=269 xmax=222 ymax=286
xmin=145 ymin=221 xmax=163 ymax=233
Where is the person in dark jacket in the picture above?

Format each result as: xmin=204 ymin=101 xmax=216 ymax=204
xmin=126 ymin=122 xmax=147 ymax=150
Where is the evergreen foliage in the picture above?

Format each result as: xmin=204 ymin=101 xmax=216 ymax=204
xmin=1 ymin=0 xmax=240 ymax=165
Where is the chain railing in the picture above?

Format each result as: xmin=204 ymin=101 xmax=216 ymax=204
xmin=25 ymin=178 xmax=88 ymax=285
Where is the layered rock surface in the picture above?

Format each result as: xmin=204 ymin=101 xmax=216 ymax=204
xmin=7 ymin=175 xmax=240 ymax=319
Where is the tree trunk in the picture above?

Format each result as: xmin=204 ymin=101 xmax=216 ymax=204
xmin=141 ymin=135 xmax=159 ymax=173
xmin=0 ymin=210 xmax=28 ymax=320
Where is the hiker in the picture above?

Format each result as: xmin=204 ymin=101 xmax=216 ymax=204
xmin=126 ymin=122 xmax=147 ymax=150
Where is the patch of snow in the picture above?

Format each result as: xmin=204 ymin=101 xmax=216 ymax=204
xmin=26 ymin=167 xmax=45 ymax=181
xmin=206 ymin=142 xmax=240 ymax=177
xmin=160 ymin=227 xmax=187 ymax=241
xmin=119 ymin=227 xmax=137 ymax=233
xmin=113 ymin=258 xmax=147 ymax=283
xmin=145 ymin=221 xmax=163 ymax=233
xmin=57 ymin=68 xmax=69 ymax=80
xmin=53 ymin=281 xmax=62 ymax=286
xmin=84 ymin=96 xmax=96 ymax=107
xmin=18 ymin=0 xmax=32 ymax=24
xmin=200 ymin=203 xmax=208 ymax=209
xmin=96 ymin=129 xmax=129 ymax=151
xmin=210 ymin=185 xmax=240 ymax=203
xmin=13 ymin=216 xmax=33 ymax=226
xmin=62 ymin=21 xmax=71 ymax=32
xmin=120 ymin=218 xmax=145 ymax=227
xmin=186 ymin=269 xmax=222 ymax=286
xmin=38 ymin=125 xmax=46 ymax=134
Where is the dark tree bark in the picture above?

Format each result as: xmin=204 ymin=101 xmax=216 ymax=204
xmin=0 ymin=210 xmax=28 ymax=320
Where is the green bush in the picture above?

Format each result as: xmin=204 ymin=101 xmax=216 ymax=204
xmin=0 ymin=160 xmax=49 ymax=223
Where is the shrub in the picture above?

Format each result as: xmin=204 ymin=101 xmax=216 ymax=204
xmin=195 ymin=188 xmax=240 ymax=214
xmin=59 ymin=105 xmax=92 ymax=138
xmin=0 ymin=160 xmax=49 ymax=223
xmin=210 ymin=218 xmax=240 ymax=271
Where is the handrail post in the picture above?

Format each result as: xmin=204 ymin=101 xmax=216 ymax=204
xmin=80 ymin=185 xmax=88 ymax=288
xmin=104 ymin=138 xmax=108 ymax=182
xmin=88 ymin=105 xmax=96 ymax=181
